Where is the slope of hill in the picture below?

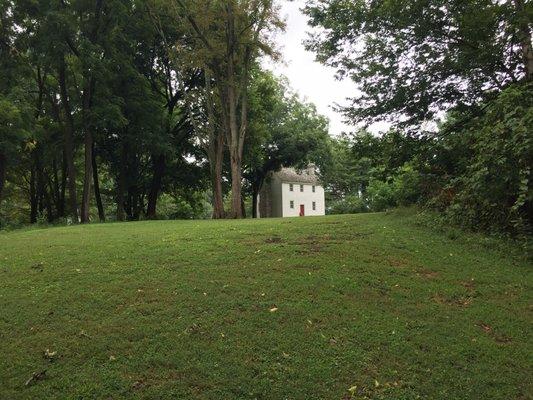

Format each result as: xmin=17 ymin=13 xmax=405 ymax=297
xmin=0 ymin=212 xmax=531 ymax=399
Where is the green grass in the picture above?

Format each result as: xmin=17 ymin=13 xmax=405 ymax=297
xmin=0 ymin=211 xmax=531 ymax=399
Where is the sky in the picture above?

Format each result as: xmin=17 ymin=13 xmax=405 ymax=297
xmin=264 ymin=0 xmax=359 ymax=137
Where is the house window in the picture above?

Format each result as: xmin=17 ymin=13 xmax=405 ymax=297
xmin=289 ymin=184 xmax=293 ymax=191
xmin=312 ymin=201 xmax=316 ymax=211
xmin=300 ymin=184 xmax=304 ymax=192
xmin=290 ymin=200 xmax=294 ymax=209
xmin=312 ymin=185 xmax=316 ymax=193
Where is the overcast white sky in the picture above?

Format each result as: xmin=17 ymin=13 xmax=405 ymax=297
xmin=264 ymin=0 xmax=359 ymax=137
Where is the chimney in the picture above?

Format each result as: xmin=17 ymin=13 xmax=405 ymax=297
xmin=307 ymin=164 xmax=316 ymax=176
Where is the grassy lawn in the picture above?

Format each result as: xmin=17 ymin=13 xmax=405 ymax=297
xmin=0 ymin=211 xmax=531 ymax=399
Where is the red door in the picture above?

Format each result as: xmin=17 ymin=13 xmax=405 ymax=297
xmin=299 ymin=204 xmax=305 ymax=216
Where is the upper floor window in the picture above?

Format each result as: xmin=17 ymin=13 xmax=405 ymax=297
xmin=312 ymin=185 xmax=316 ymax=193
xmin=289 ymin=184 xmax=294 ymax=191
xmin=300 ymin=184 xmax=304 ymax=192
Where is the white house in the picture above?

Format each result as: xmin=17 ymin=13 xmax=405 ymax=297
xmin=258 ymin=165 xmax=326 ymax=218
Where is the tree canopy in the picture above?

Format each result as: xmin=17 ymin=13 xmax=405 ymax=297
xmin=305 ymin=0 xmax=533 ymax=127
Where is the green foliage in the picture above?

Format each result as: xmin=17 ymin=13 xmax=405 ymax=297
xmin=441 ymin=83 xmax=533 ymax=234
xmin=244 ymin=69 xmax=332 ymax=216
xmin=326 ymin=83 xmax=532 ymax=235
xmin=327 ymin=194 xmax=367 ymax=215
xmin=366 ymin=179 xmax=396 ymax=212
xmin=393 ymin=164 xmax=424 ymax=206
xmin=305 ymin=0 xmax=532 ymax=127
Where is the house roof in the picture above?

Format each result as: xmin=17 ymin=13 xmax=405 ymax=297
xmin=273 ymin=166 xmax=321 ymax=185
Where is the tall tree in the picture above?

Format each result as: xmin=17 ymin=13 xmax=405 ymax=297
xmin=244 ymin=70 xmax=331 ymax=218
xmin=305 ymin=0 xmax=533 ymax=127
xmin=168 ymin=0 xmax=283 ymax=218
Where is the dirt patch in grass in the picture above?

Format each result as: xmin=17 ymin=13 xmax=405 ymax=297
xmin=291 ymin=235 xmax=330 ymax=254
xmin=387 ymin=257 xmax=410 ymax=268
xmin=476 ymin=321 xmax=513 ymax=344
xmin=433 ymin=294 xmax=472 ymax=307
xmin=460 ymin=280 xmax=476 ymax=291
xmin=336 ymin=232 xmax=373 ymax=241
xmin=417 ymin=269 xmax=440 ymax=279
xmin=296 ymin=244 xmax=324 ymax=255
xmin=265 ymin=236 xmax=283 ymax=244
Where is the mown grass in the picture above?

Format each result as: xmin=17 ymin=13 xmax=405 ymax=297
xmin=0 ymin=211 xmax=531 ymax=399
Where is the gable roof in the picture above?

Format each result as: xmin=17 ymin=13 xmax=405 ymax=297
xmin=273 ymin=166 xmax=321 ymax=185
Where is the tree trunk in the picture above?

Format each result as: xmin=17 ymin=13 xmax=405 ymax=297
xmin=224 ymin=73 xmax=244 ymax=219
xmin=241 ymin=194 xmax=246 ymax=219
xmin=252 ymin=189 xmax=259 ymax=219
xmin=92 ymin=142 xmax=105 ymax=222
xmin=146 ymin=154 xmax=165 ymax=219
xmin=251 ymin=176 xmax=265 ymax=219
xmin=116 ymin=140 xmax=127 ymax=222
xmin=35 ymin=151 xmax=45 ymax=218
xmin=222 ymin=11 xmax=244 ymax=219
xmin=44 ymin=177 xmax=54 ymax=223
xmin=51 ymin=158 xmax=61 ymax=217
xmin=49 ymin=94 xmax=66 ymax=219
xmin=59 ymin=151 xmax=67 ymax=218
xmin=80 ymin=128 xmax=93 ymax=223
xmin=30 ymin=165 xmax=37 ymax=224
xmin=128 ymin=185 xmax=140 ymax=221
xmin=229 ymin=150 xmax=243 ymax=218
xmin=58 ymin=58 xmax=79 ymax=222
xmin=210 ymin=133 xmax=225 ymax=219
xmin=80 ymin=74 xmax=96 ymax=224
xmin=202 ymin=69 xmax=225 ymax=219
xmin=80 ymin=0 xmax=103 ymax=223
xmin=0 ymin=151 xmax=5 ymax=204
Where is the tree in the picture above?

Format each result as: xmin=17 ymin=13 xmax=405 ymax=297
xmin=0 ymin=97 xmax=28 ymax=204
xmin=168 ymin=0 xmax=283 ymax=218
xmin=244 ymin=70 xmax=331 ymax=218
xmin=305 ymin=0 xmax=533 ymax=127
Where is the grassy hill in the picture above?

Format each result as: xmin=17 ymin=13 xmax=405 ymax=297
xmin=0 ymin=211 xmax=531 ymax=399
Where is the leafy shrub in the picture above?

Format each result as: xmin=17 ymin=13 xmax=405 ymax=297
xmin=366 ymin=179 xmax=397 ymax=211
xmin=392 ymin=164 xmax=424 ymax=206
xmin=441 ymin=83 xmax=533 ymax=235
xmin=327 ymin=195 xmax=368 ymax=214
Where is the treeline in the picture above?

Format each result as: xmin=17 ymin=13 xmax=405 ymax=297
xmin=308 ymin=0 xmax=533 ymax=235
xmin=324 ymin=82 xmax=532 ymax=235
xmin=0 ymin=0 xmax=329 ymax=226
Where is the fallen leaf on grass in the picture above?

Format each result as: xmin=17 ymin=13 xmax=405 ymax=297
xmin=132 ymin=380 xmax=145 ymax=390
xmin=25 ymin=370 xmax=46 ymax=386
xmin=477 ymin=322 xmax=492 ymax=332
xmin=78 ymin=330 xmax=92 ymax=339
xmin=31 ymin=263 xmax=44 ymax=271
xmin=43 ymin=349 xmax=57 ymax=362
xmin=269 ymin=307 xmax=278 ymax=313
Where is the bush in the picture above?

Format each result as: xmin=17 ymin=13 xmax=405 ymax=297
xmin=393 ymin=164 xmax=424 ymax=206
xmin=440 ymin=83 xmax=533 ymax=235
xmin=327 ymin=195 xmax=368 ymax=214
xmin=366 ymin=179 xmax=397 ymax=211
